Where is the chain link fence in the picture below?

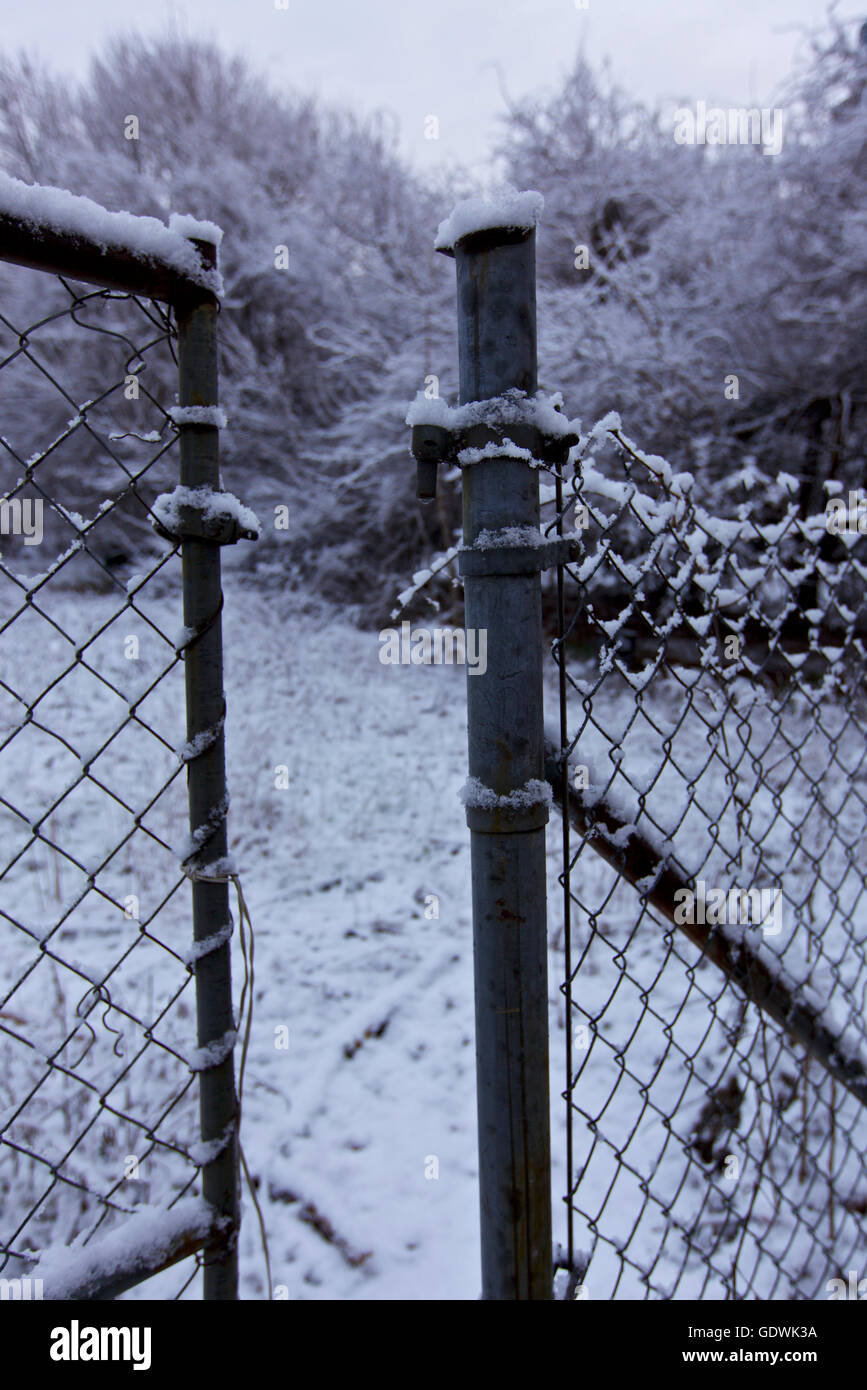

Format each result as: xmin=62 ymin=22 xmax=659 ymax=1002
xmin=0 ymin=196 xmax=246 ymax=1298
xmin=407 ymin=198 xmax=867 ymax=1301
xmin=546 ymin=423 xmax=867 ymax=1300
xmin=8 ymin=179 xmax=860 ymax=1304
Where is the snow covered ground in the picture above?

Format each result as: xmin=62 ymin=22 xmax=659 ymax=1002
xmin=1 ymin=576 xmax=865 ymax=1300
xmin=0 ymin=578 xmax=486 ymax=1299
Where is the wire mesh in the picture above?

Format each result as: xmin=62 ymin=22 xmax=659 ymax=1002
xmin=546 ymin=422 xmax=867 ymax=1300
xmin=0 ymin=265 xmax=209 ymax=1297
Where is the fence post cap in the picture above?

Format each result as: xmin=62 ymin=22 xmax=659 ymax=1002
xmin=434 ymin=189 xmax=544 ymax=257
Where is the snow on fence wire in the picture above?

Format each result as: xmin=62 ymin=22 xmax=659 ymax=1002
xmin=0 ymin=177 xmax=250 ymax=1299
xmin=546 ymin=423 xmax=867 ymax=1299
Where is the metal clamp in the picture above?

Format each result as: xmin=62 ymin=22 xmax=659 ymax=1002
xmin=152 ymin=496 xmax=258 ymax=546
xmin=410 ymin=418 xmax=579 ymax=502
xmin=458 ymin=535 xmax=581 ymax=578
xmin=465 ymin=801 xmax=550 ymax=834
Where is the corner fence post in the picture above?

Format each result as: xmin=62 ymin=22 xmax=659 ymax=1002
xmin=444 ymin=222 xmax=553 ymax=1299
xmin=172 ymin=247 xmax=240 ymax=1300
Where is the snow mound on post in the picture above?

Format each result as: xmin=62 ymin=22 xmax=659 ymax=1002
xmin=0 ymin=172 xmax=223 ymax=295
xmin=152 ymin=485 xmax=260 ymax=537
xmin=434 ymin=189 xmax=544 ymax=252
xmin=406 ymin=388 xmax=579 ymax=437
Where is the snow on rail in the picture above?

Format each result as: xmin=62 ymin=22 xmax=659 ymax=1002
xmin=0 ymin=171 xmax=223 ymax=295
xmin=31 ymin=1197 xmax=216 ymax=1299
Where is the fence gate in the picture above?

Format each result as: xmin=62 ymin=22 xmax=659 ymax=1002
xmin=416 ymin=191 xmax=867 ymax=1301
xmin=0 ymin=182 xmax=255 ymax=1298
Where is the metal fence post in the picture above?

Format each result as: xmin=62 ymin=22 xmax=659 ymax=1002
xmin=172 ymin=250 xmax=240 ymax=1300
xmin=444 ymin=222 xmax=553 ymax=1299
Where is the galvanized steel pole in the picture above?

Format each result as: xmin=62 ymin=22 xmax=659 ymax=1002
xmin=444 ymin=223 xmax=553 ymax=1299
xmin=173 ymin=258 xmax=240 ymax=1300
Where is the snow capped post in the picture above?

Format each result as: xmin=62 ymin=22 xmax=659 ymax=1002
xmin=432 ymin=191 xmax=564 ymax=1300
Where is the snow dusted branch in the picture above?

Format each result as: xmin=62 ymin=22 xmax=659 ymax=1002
xmin=390 ymin=544 xmax=461 ymax=618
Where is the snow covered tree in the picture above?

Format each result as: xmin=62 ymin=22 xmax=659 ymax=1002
xmin=0 ymin=33 xmax=457 ymax=613
xmin=497 ymin=19 xmax=867 ymax=511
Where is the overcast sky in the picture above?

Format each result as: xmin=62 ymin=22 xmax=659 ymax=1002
xmin=3 ymin=0 xmax=841 ymax=173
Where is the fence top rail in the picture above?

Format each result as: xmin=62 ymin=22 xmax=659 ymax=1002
xmin=0 ymin=171 xmax=222 ymax=304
